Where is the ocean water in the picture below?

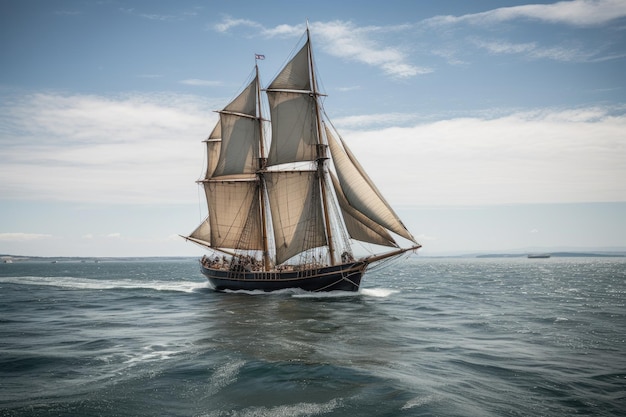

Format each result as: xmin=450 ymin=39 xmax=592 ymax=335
xmin=0 ymin=257 xmax=624 ymax=417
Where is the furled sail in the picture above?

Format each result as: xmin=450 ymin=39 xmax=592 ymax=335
xmin=264 ymin=170 xmax=327 ymax=264
xmin=326 ymin=126 xmax=417 ymax=243
xmin=266 ymin=41 xmax=319 ymax=166
xmin=212 ymin=77 xmax=260 ymax=177
xmin=205 ymin=179 xmax=263 ymax=250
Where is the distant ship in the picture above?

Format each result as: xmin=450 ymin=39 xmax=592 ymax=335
xmin=183 ymin=25 xmax=420 ymax=292
xmin=528 ymin=254 xmax=551 ymax=259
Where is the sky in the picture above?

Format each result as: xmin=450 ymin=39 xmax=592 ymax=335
xmin=1 ymin=0 xmax=625 ymax=257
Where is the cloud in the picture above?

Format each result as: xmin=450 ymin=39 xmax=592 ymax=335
xmin=120 ymin=7 xmax=198 ymax=22
xmin=212 ymin=18 xmax=430 ymax=79
xmin=1 ymin=91 xmax=624 ymax=208
xmin=335 ymin=112 xmax=424 ymax=129
xmin=425 ymin=0 xmax=626 ymax=27
xmin=419 ymin=1 xmax=626 ymax=64
xmin=470 ymin=39 xmax=593 ymax=62
xmin=179 ymin=79 xmax=222 ymax=87
xmin=0 ymin=233 xmax=53 ymax=241
xmin=340 ymin=106 xmax=626 ymax=206
xmin=311 ymin=21 xmax=432 ymax=78
xmin=213 ymin=17 xmax=263 ymax=33
xmin=0 ymin=92 xmax=217 ymax=204
xmin=336 ymin=86 xmax=362 ymax=92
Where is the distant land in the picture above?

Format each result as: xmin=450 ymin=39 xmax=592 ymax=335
xmin=473 ymin=252 xmax=626 ymax=258
xmin=0 ymin=255 xmax=198 ymax=263
xmin=2 ymin=251 xmax=625 ymax=263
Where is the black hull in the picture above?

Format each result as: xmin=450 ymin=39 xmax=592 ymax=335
xmin=200 ymin=261 xmax=367 ymax=292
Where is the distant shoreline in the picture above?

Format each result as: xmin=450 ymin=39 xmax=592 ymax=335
xmin=2 ymin=251 xmax=625 ymax=263
xmin=1 ymin=255 xmax=198 ymax=263
xmin=475 ymin=252 xmax=625 ymax=258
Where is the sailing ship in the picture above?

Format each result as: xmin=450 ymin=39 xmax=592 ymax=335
xmin=184 ymin=26 xmax=420 ymax=292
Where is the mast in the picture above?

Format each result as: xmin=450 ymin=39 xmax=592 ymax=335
xmin=255 ymin=62 xmax=271 ymax=271
xmin=307 ymin=25 xmax=337 ymax=266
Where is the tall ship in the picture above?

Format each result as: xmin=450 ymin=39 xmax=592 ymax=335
xmin=184 ymin=26 xmax=420 ymax=292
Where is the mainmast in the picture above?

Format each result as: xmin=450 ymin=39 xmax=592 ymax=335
xmin=255 ymin=62 xmax=271 ymax=271
xmin=307 ymin=25 xmax=337 ymax=266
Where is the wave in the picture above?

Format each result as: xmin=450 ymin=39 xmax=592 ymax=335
xmin=198 ymin=398 xmax=342 ymax=417
xmin=361 ymin=288 xmax=400 ymax=298
xmin=122 ymin=344 xmax=184 ymax=365
xmin=221 ymin=287 xmax=399 ymax=298
xmin=1 ymin=275 xmax=397 ymax=298
xmin=0 ymin=276 xmax=207 ymax=293
xmin=207 ymin=360 xmax=247 ymax=395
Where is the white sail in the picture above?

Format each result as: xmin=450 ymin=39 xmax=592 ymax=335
xmin=265 ymin=170 xmax=327 ymax=264
xmin=188 ymin=217 xmax=211 ymax=247
xmin=212 ymin=113 xmax=259 ymax=176
xmin=330 ymin=173 xmax=398 ymax=248
xmin=224 ymin=75 xmax=258 ymax=116
xmin=212 ymin=77 xmax=261 ymax=177
xmin=266 ymin=91 xmax=318 ymax=165
xmin=267 ymin=41 xmax=311 ymax=90
xmin=266 ymin=41 xmax=318 ymax=166
xmin=326 ymin=126 xmax=416 ymax=243
xmin=205 ymin=179 xmax=263 ymax=250
xmin=204 ymin=121 xmax=221 ymax=179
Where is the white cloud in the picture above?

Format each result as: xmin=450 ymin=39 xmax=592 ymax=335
xmin=213 ymin=17 xmax=263 ymax=33
xmin=120 ymin=7 xmax=198 ymax=22
xmin=261 ymin=23 xmax=305 ymax=38
xmin=1 ymin=91 xmax=624 ymax=208
xmin=336 ymin=86 xmax=362 ymax=92
xmin=470 ymin=38 xmax=600 ymax=62
xmin=470 ymin=39 xmax=593 ymax=62
xmin=426 ymin=0 xmax=626 ymax=27
xmin=0 ymin=233 xmax=53 ymax=241
xmin=420 ymin=1 xmax=626 ymax=64
xmin=335 ymin=112 xmax=423 ymax=128
xmin=341 ymin=106 xmax=626 ymax=206
xmin=212 ymin=18 xmax=430 ymax=79
xmin=0 ymin=92 xmax=216 ymax=204
xmin=311 ymin=21 xmax=432 ymax=78
xmin=179 ymin=79 xmax=222 ymax=87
